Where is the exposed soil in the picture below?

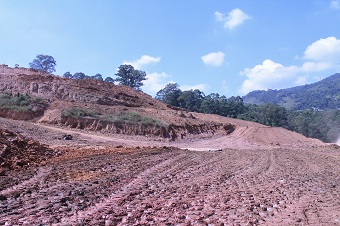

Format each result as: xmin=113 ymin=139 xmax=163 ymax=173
xmin=0 ymin=117 xmax=339 ymax=225
xmin=0 ymin=69 xmax=339 ymax=225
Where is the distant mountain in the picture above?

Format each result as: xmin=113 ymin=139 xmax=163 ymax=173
xmin=243 ymin=73 xmax=340 ymax=110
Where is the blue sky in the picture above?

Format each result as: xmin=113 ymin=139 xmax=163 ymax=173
xmin=1 ymin=0 xmax=340 ymax=97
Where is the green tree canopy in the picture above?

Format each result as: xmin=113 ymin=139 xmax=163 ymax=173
xmin=104 ymin=76 xmax=114 ymax=83
xmin=177 ymin=89 xmax=205 ymax=112
xmin=114 ymin=64 xmax=147 ymax=90
xmin=63 ymin=71 xmax=72 ymax=78
xmin=92 ymin=73 xmax=103 ymax=81
xmin=73 ymin=72 xmax=86 ymax=80
xmin=155 ymin=83 xmax=182 ymax=106
xmin=29 ymin=54 xmax=56 ymax=73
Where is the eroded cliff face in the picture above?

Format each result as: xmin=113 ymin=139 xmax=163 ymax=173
xmin=0 ymin=108 xmax=44 ymax=121
xmin=58 ymin=115 xmax=235 ymax=140
xmin=0 ymin=66 xmax=236 ymax=140
xmin=0 ymin=66 xmax=166 ymax=109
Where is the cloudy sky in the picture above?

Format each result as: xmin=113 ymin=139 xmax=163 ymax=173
xmin=1 ymin=0 xmax=340 ymax=97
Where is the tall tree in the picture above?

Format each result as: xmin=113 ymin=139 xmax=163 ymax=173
xmin=73 ymin=72 xmax=86 ymax=80
xmin=63 ymin=72 xmax=73 ymax=78
xmin=114 ymin=64 xmax=147 ymax=90
xmin=93 ymin=73 xmax=103 ymax=81
xmin=226 ymin=96 xmax=245 ymax=118
xmin=155 ymin=83 xmax=182 ymax=106
xmin=104 ymin=76 xmax=114 ymax=83
xmin=177 ymin=89 xmax=205 ymax=112
xmin=29 ymin=54 xmax=56 ymax=73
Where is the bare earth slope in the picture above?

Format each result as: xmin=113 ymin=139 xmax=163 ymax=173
xmin=0 ymin=129 xmax=338 ymax=225
xmin=0 ymin=66 xmax=324 ymax=147
xmin=0 ymin=67 xmax=339 ymax=225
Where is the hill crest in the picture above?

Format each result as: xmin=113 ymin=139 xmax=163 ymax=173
xmin=243 ymin=73 xmax=340 ymax=110
xmin=0 ymin=66 xmax=326 ymax=149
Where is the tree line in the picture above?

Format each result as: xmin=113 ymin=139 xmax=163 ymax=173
xmin=28 ymin=54 xmax=340 ymax=143
xmin=29 ymin=54 xmax=147 ymax=90
xmin=156 ymin=83 xmax=340 ymax=143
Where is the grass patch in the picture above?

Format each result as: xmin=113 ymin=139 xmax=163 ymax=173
xmin=62 ymin=108 xmax=99 ymax=118
xmin=0 ymin=93 xmax=48 ymax=112
xmin=113 ymin=111 xmax=164 ymax=127
xmin=62 ymin=108 xmax=165 ymax=127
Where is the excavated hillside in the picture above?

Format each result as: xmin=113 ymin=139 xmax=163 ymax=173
xmin=0 ymin=66 xmax=325 ymax=148
xmin=1 ymin=66 xmax=339 ymax=225
xmin=0 ymin=66 xmax=236 ymax=141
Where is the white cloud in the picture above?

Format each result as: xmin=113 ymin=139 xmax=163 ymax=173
xmin=215 ymin=8 xmax=251 ymax=30
xmin=181 ymin=84 xmax=209 ymax=92
xmin=301 ymin=61 xmax=332 ymax=72
xmin=143 ymin=72 xmax=173 ymax=95
xmin=201 ymin=51 xmax=225 ymax=66
xmin=330 ymin=0 xmax=340 ymax=9
xmin=240 ymin=60 xmax=299 ymax=94
xmin=143 ymin=72 xmax=209 ymax=96
xmin=304 ymin=36 xmax=340 ymax=62
xmin=222 ymin=80 xmax=229 ymax=92
xmin=214 ymin=11 xmax=225 ymax=22
xmin=123 ymin=55 xmax=161 ymax=69
xmin=239 ymin=37 xmax=340 ymax=95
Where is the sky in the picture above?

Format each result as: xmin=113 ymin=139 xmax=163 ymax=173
xmin=1 ymin=0 xmax=340 ymax=97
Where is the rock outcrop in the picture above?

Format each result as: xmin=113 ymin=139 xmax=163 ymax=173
xmin=0 ymin=65 xmax=166 ymax=109
xmin=0 ymin=66 xmax=238 ymax=140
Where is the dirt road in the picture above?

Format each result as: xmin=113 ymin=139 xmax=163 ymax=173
xmin=1 ymin=145 xmax=339 ymax=225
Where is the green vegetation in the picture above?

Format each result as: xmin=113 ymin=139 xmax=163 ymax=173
xmin=62 ymin=108 xmax=164 ymax=127
xmin=155 ymin=82 xmax=340 ymax=143
xmin=156 ymin=83 xmax=246 ymax=118
xmin=114 ymin=64 xmax=147 ymax=91
xmin=0 ymin=93 xmax=48 ymax=112
xmin=63 ymin=72 xmax=104 ymax=81
xmin=287 ymin=109 xmax=340 ymax=143
xmin=62 ymin=108 xmax=99 ymax=118
xmin=62 ymin=64 xmax=147 ymax=91
xmin=239 ymin=104 xmax=288 ymax=128
xmin=243 ymin=73 xmax=340 ymax=110
xmin=29 ymin=54 xmax=56 ymax=73
xmin=108 ymin=111 xmax=164 ymax=127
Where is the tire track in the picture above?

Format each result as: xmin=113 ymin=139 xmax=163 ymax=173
xmin=1 ymin=147 xmax=338 ymax=225
xmin=58 ymin=153 xmax=188 ymax=225
xmin=0 ymin=167 xmax=51 ymax=196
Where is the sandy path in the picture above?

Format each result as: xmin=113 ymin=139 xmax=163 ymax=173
xmin=0 ymin=117 xmax=328 ymax=151
xmin=37 ymin=124 xmax=150 ymax=147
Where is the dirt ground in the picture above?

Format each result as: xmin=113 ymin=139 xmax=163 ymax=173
xmin=0 ymin=117 xmax=339 ymax=225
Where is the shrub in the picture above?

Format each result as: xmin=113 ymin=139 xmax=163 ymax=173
xmin=62 ymin=108 xmax=98 ymax=118
xmin=62 ymin=109 xmax=165 ymax=127
xmin=0 ymin=93 xmax=48 ymax=112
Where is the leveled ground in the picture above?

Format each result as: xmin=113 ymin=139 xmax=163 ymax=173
xmin=0 ymin=69 xmax=339 ymax=225
xmin=0 ymin=117 xmax=339 ymax=225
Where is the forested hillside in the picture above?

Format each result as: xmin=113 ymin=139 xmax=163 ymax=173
xmin=243 ymin=73 xmax=340 ymax=110
xmin=155 ymin=83 xmax=340 ymax=143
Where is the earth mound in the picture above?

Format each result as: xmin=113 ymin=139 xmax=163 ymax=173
xmin=0 ymin=128 xmax=56 ymax=174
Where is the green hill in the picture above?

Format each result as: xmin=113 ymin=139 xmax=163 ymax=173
xmin=243 ymin=73 xmax=340 ymax=110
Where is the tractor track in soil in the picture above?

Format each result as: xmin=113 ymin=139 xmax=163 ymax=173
xmin=0 ymin=118 xmax=339 ymax=225
xmin=1 ymin=146 xmax=338 ymax=225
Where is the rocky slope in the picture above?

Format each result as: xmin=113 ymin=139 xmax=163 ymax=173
xmin=0 ymin=66 xmax=338 ymax=225
xmin=0 ymin=66 xmax=235 ymax=140
xmin=0 ymin=65 xmax=326 ymax=147
xmin=0 ymin=65 xmax=164 ymax=109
